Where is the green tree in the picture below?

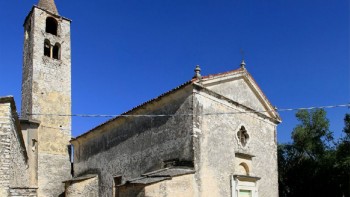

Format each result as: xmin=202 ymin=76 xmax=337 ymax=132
xmin=291 ymin=109 xmax=333 ymax=159
xmin=278 ymin=109 xmax=343 ymax=197
xmin=335 ymin=114 xmax=350 ymax=197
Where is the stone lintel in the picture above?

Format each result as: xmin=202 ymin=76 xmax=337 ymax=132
xmin=63 ymin=174 xmax=98 ymax=183
xmin=20 ymin=118 xmax=41 ymax=126
xmin=235 ymin=152 xmax=255 ymax=159
xmin=233 ymin=175 xmax=261 ymax=181
xmin=10 ymin=187 xmax=39 ymax=189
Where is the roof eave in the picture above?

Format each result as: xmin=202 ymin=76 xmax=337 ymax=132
xmin=71 ymin=81 xmax=194 ymax=142
xmin=193 ymin=83 xmax=281 ymax=124
xmin=23 ymin=5 xmax=72 ymax=27
xmin=199 ymin=68 xmax=282 ymax=123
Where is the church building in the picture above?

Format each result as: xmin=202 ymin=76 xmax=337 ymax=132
xmin=0 ymin=0 xmax=281 ymax=196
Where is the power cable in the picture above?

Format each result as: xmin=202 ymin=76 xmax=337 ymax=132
xmin=22 ymin=103 xmax=350 ymax=118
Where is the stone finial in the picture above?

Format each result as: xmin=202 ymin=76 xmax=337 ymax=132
xmin=193 ymin=65 xmax=202 ymax=80
xmin=38 ymin=0 xmax=59 ymax=15
xmin=240 ymin=60 xmax=246 ymax=69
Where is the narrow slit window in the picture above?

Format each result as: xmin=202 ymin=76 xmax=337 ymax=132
xmin=113 ymin=176 xmax=122 ymax=197
xmin=53 ymin=43 xmax=60 ymax=60
xmin=46 ymin=17 xmax=58 ymax=36
xmin=44 ymin=39 xmax=51 ymax=57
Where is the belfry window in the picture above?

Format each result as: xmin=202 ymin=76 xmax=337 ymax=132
xmin=237 ymin=126 xmax=249 ymax=147
xmin=46 ymin=17 xmax=58 ymax=36
xmin=53 ymin=43 xmax=61 ymax=60
xmin=44 ymin=40 xmax=61 ymax=60
xmin=44 ymin=39 xmax=51 ymax=57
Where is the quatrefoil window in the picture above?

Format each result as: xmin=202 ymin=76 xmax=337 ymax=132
xmin=237 ymin=126 xmax=249 ymax=147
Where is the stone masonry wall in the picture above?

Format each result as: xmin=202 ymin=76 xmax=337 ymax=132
xmin=140 ymin=174 xmax=196 ymax=197
xmin=22 ymin=7 xmax=72 ymax=196
xmin=0 ymin=98 xmax=30 ymax=196
xmin=9 ymin=188 xmax=37 ymax=197
xmin=72 ymin=85 xmax=194 ymax=197
xmin=0 ymin=102 xmax=12 ymax=196
xmin=65 ymin=177 xmax=99 ymax=197
xmin=192 ymin=88 xmax=278 ymax=197
xmin=119 ymin=174 xmax=196 ymax=197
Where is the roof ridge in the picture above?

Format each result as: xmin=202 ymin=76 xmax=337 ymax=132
xmin=201 ymin=68 xmax=243 ymax=80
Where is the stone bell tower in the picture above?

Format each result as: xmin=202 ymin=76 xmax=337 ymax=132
xmin=21 ymin=0 xmax=72 ymax=196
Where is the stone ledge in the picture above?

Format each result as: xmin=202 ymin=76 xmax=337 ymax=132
xmin=9 ymin=187 xmax=38 ymax=197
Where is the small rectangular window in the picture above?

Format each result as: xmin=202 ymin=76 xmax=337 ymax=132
xmin=113 ymin=176 xmax=122 ymax=197
xmin=239 ymin=190 xmax=252 ymax=197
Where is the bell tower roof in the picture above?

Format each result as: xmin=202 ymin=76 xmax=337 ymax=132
xmin=38 ymin=0 xmax=58 ymax=15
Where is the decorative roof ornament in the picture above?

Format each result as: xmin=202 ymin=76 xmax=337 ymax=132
xmin=38 ymin=0 xmax=59 ymax=15
xmin=240 ymin=59 xmax=246 ymax=69
xmin=193 ymin=65 xmax=202 ymax=80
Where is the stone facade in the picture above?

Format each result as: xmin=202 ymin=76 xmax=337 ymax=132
xmin=9 ymin=188 xmax=38 ymax=197
xmin=21 ymin=3 xmax=72 ymax=197
xmin=0 ymin=97 xmax=35 ymax=197
xmin=193 ymin=81 xmax=279 ymax=196
xmin=65 ymin=175 xmax=99 ymax=197
xmin=70 ymin=68 xmax=281 ymax=197
xmin=71 ymin=84 xmax=194 ymax=196
xmin=20 ymin=119 xmax=40 ymax=188
xmin=119 ymin=174 xmax=196 ymax=197
xmin=1 ymin=1 xmax=281 ymax=196
xmin=0 ymin=1 xmax=72 ymax=196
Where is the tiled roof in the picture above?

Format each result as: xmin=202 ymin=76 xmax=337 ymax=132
xmin=128 ymin=177 xmax=171 ymax=185
xmin=38 ymin=0 xmax=58 ymax=15
xmin=73 ymin=80 xmax=193 ymax=140
xmin=142 ymin=167 xmax=195 ymax=177
xmin=125 ymin=167 xmax=195 ymax=185
xmin=72 ymin=67 xmax=280 ymax=141
xmin=63 ymin=174 xmax=98 ymax=183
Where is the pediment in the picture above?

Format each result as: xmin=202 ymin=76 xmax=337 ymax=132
xmin=200 ymin=68 xmax=280 ymax=121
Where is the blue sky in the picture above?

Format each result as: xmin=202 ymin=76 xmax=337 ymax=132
xmin=0 ymin=0 xmax=349 ymax=143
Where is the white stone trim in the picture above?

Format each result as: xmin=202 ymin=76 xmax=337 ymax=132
xmin=231 ymin=175 xmax=259 ymax=197
xmin=235 ymin=124 xmax=251 ymax=149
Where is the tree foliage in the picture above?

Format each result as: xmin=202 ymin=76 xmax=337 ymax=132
xmin=343 ymin=114 xmax=350 ymax=137
xmin=291 ymin=109 xmax=332 ymax=158
xmin=278 ymin=110 xmax=350 ymax=197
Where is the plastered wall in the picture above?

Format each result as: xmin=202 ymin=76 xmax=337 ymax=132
xmin=120 ymin=174 xmax=196 ymax=197
xmin=192 ymin=87 xmax=278 ymax=197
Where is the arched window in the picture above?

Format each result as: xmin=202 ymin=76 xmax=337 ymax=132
xmin=46 ymin=17 xmax=58 ymax=36
xmin=44 ymin=39 xmax=51 ymax=57
xmin=237 ymin=126 xmax=249 ymax=147
xmin=237 ymin=162 xmax=250 ymax=175
xmin=53 ymin=43 xmax=61 ymax=60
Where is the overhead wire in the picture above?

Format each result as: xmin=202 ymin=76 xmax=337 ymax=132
xmin=16 ymin=103 xmax=349 ymax=132
xmin=22 ymin=103 xmax=350 ymax=118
